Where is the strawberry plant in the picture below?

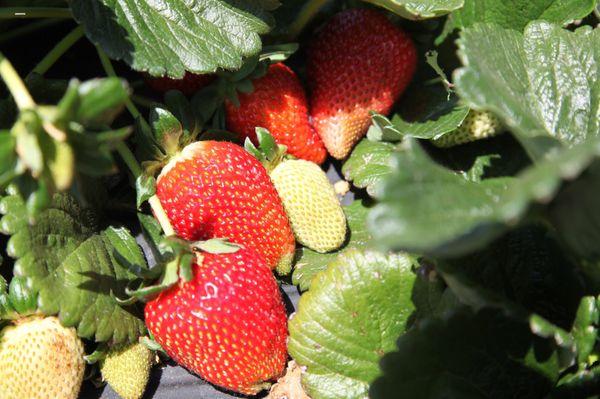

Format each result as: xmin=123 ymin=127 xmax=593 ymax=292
xmin=0 ymin=0 xmax=598 ymax=398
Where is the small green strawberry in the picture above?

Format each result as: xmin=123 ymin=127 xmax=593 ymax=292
xmin=101 ymin=342 xmax=155 ymax=399
xmin=432 ymin=110 xmax=504 ymax=147
xmin=246 ymin=129 xmax=347 ymax=255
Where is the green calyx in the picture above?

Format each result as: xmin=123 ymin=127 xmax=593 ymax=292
xmin=245 ymin=127 xmax=290 ymax=173
xmin=124 ymin=237 xmax=240 ymax=302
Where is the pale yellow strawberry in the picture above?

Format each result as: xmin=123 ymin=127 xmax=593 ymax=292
xmin=0 ymin=316 xmax=85 ymax=399
xmin=270 ymin=159 xmax=346 ymax=253
xmin=101 ymin=342 xmax=154 ymax=399
xmin=433 ymin=110 xmax=503 ymax=147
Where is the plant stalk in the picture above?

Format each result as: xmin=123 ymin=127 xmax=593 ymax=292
xmin=115 ymin=141 xmax=175 ymax=237
xmin=0 ymin=52 xmax=35 ymax=109
xmin=96 ymin=47 xmax=151 ymax=130
xmin=131 ymin=94 xmax=156 ymax=109
xmin=99 ymin=49 xmax=174 ymax=237
xmin=30 ymin=25 xmax=84 ymax=76
xmin=115 ymin=141 xmax=142 ymax=178
xmin=0 ymin=7 xmax=72 ymax=19
xmin=287 ymin=0 xmax=330 ymax=39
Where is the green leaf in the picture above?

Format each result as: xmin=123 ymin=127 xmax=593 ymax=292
xmin=342 ymin=140 xmax=396 ymax=198
xmin=71 ymin=0 xmax=274 ymax=77
xmin=454 ymin=22 xmax=599 ymax=160
xmin=13 ymin=110 xmax=44 ymax=177
xmin=150 ymin=107 xmax=183 ymax=155
xmin=135 ymin=173 xmax=156 ymax=209
xmin=75 ymin=78 xmax=129 ymax=126
xmin=367 ymin=100 xmax=469 ymax=142
xmin=0 ymin=130 xmax=18 ymax=186
xmin=289 ymin=249 xmax=417 ymax=399
xmin=553 ymin=364 xmax=600 ymax=398
xmin=547 ymin=161 xmax=600 ymax=278
xmin=292 ymin=200 xmax=372 ymax=291
xmin=411 ymin=267 xmax=462 ymax=320
xmin=259 ymin=43 xmax=298 ymax=62
xmin=439 ymin=225 xmax=585 ymax=330
xmin=1 ymin=193 xmax=147 ymax=344
xmin=528 ymin=315 xmax=575 ymax=361
xmin=371 ymin=308 xmax=560 ymax=399
xmin=570 ymin=296 xmax=599 ymax=367
xmin=361 ymin=0 xmax=464 ymax=20
xmin=452 ymin=0 xmax=597 ymax=31
xmin=193 ymin=238 xmax=241 ymax=254
xmin=138 ymin=212 xmax=167 ymax=261
xmin=369 ymin=137 xmax=600 ymax=257
xmin=6 ymin=275 xmax=37 ymax=316
xmin=368 ymin=139 xmax=510 ymax=256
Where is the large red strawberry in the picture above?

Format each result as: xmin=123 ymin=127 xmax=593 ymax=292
xmin=144 ymin=247 xmax=288 ymax=395
xmin=144 ymin=72 xmax=215 ymax=95
xmin=225 ymin=63 xmax=327 ymax=164
xmin=307 ymin=9 xmax=417 ymax=159
xmin=156 ymin=140 xmax=295 ymax=272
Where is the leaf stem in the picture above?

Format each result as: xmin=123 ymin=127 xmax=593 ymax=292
xmin=115 ymin=140 xmax=175 ymax=236
xmin=99 ymin=49 xmax=174 ymax=237
xmin=0 ymin=19 xmax=64 ymax=45
xmin=96 ymin=47 xmax=151 ymax=131
xmin=0 ymin=52 xmax=35 ymax=109
xmin=30 ymin=25 xmax=84 ymax=76
xmin=0 ymin=7 xmax=72 ymax=19
xmin=115 ymin=141 xmax=142 ymax=178
xmin=287 ymin=0 xmax=330 ymax=39
xmin=131 ymin=94 xmax=156 ymax=109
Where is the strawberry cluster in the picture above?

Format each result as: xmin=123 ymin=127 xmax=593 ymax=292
xmin=143 ymin=8 xmax=416 ymax=396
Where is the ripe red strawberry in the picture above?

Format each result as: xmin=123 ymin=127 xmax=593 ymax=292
xmin=144 ymin=72 xmax=215 ymax=95
xmin=307 ymin=9 xmax=417 ymax=159
xmin=144 ymin=248 xmax=288 ymax=395
xmin=225 ymin=63 xmax=327 ymax=164
xmin=156 ymin=140 xmax=295 ymax=272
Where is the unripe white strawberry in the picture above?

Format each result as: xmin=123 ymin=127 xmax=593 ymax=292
xmin=270 ymin=159 xmax=347 ymax=253
xmin=0 ymin=316 xmax=85 ymax=399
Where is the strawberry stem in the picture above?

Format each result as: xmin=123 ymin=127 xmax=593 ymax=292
xmin=115 ymin=141 xmax=142 ymax=177
xmin=0 ymin=52 xmax=35 ymax=110
xmin=148 ymin=196 xmax=175 ymax=236
xmin=287 ymin=0 xmax=330 ymax=39
xmin=0 ymin=7 xmax=72 ymax=19
xmin=114 ymin=142 xmax=175 ymax=236
xmin=96 ymin=47 xmax=152 ymax=132
xmin=30 ymin=25 xmax=84 ymax=76
xmin=97 ymin=47 xmax=176 ymax=237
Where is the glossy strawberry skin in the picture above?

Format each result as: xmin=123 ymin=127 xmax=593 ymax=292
xmin=144 ymin=72 xmax=215 ymax=95
xmin=144 ymin=249 xmax=288 ymax=395
xmin=225 ymin=63 xmax=327 ymax=164
xmin=307 ymin=9 xmax=417 ymax=159
xmin=156 ymin=140 xmax=295 ymax=270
